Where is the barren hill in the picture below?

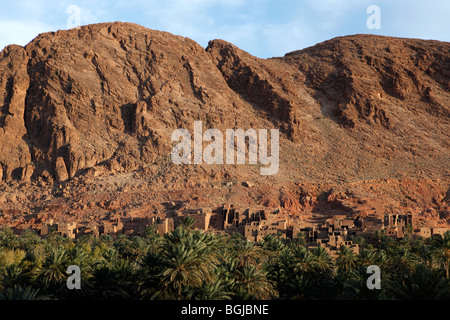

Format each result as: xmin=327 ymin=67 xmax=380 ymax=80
xmin=0 ymin=22 xmax=448 ymax=230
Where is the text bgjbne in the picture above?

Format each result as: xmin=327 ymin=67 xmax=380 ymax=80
xmin=180 ymin=304 xmax=269 ymax=317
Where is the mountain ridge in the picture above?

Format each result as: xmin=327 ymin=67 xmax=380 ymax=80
xmin=0 ymin=22 xmax=448 ymax=230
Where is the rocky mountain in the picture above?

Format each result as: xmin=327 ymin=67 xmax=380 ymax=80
xmin=0 ymin=22 xmax=448 ymax=229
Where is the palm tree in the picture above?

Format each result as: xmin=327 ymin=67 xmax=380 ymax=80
xmin=137 ymin=247 xmax=163 ymax=299
xmin=291 ymin=246 xmax=317 ymax=276
xmin=375 ymin=229 xmax=395 ymax=251
xmin=157 ymin=245 xmax=207 ymax=298
xmin=68 ymin=246 xmax=91 ymax=269
xmin=0 ymin=227 xmax=16 ymax=249
xmin=340 ymin=267 xmax=387 ymax=300
xmin=292 ymin=231 xmax=307 ymax=246
xmin=101 ymin=248 xmax=119 ymax=266
xmin=375 ymin=249 xmax=390 ymax=270
xmin=163 ymin=227 xmax=190 ymax=246
xmin=430 ymin=232 xmax=450 ymax=278
xmin=189 ymin=279 xmax=232 ymax=300
xmin=389 ymin=247 xmax=418 ymax=276
xmin=276 ymin=246 xmax=326 ymax=299
xmin=357 ymin=248 xmax=378 ymax=267
xmin=231 ymin=240 xmax=265 ymax=268
xmin=336 ymin=245 xmax=358 ymax=273
xmin=35 ymin=247 xmax=68 ymax=291
xmin=412 ymin=238 xmax=434 ymax=268
xmin=235 ymin=265 xmax=277 ymax=300
xmin=386 ymin=264 xmax=450 ymax=299
xmin=0 ymin=285 xmax=47 ymax=300
xmin=88 ymin=264 xmax=129 ymax=299
xmin=261 ymin=234 xmax=286 ymax=252
xmin=214 ymin=256 xmax=237 ymax=293
xmin=310 ymin=246 xmax=334 ymax=274
xmin=1 ymin=264 xmax=31 ymax=288
xmin=156 ymin=228 xmax=218 ymax=299
xmin=0 ymin=248 xmax=26 ymax=268
xmin=178 ymin=216 xmax=196 ymax=229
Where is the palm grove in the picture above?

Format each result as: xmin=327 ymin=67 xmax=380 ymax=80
xmin=1 ymin=217 xmax=450 ymax=300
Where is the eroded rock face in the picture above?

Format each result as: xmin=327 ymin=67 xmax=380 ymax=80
xmin=5 ymin=22 xmax=268 ymax=184
xmin=282 ymin=35 xmax=450 ymax=128
xmin=0 ymin=22 xmax=448 ymax=188
xmin=0 ymin=45 xmax=32 ymax=182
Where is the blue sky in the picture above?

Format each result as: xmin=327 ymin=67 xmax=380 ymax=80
xmin=1 ymin=0 xmax=449 ymax=58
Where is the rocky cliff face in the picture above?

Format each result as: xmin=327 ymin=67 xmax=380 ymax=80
xmin=14 ymin=23 xmax=259 ymax=184
xmin=0 ymin=22 xmax=448 ymax=227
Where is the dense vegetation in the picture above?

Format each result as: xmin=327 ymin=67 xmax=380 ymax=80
xmin=1 ymin=218 xmax=450 ymax=300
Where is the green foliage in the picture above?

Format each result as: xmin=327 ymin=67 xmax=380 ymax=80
xmin=178 ymin=216 xmax=196 ymax=229
xmin=0 ymin=227 xmax=449 ymax=300
xmin=0 ymin=285 xmax=47 ymax=300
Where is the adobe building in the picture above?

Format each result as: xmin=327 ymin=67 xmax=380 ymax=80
xmin=296 ymin=220 xmax=359 ymax=255
xmin=431 ymin=227 xmax=450 ymax=236
xmin=385 ymin=226 xmax=405 ymax=239
xmin=208 ymin=208 xmax=226 ymax=230
xmin=77 ymin=222 xmax=99 ymax=237
xmin=223 ymin=205 xmax=248 ymax=230
xmin=244 ymin=219 xmax=287 ymax=242
xmin=417 ymin=227 xmax=432 ymax=238
xmin=156 ymin=217 xmax=175 ymax=235
xmin=189 ymin=208 xmax=212 ymax=231
xmin=384 ymin=214 xmax=417 ymax=229
xmin=242 ymin=208 xmax=288 ymax=241
xmin=40 ymin=220 xmax=77 ymax=239
xmin=99 ymin=219 xmax=124 ymax=236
